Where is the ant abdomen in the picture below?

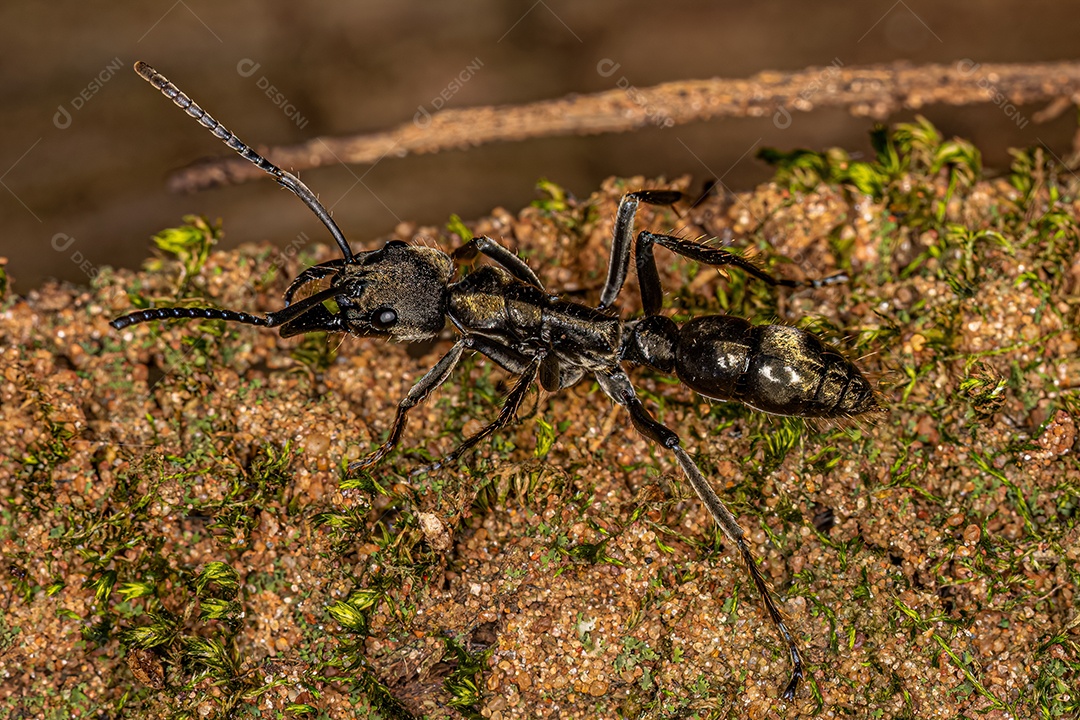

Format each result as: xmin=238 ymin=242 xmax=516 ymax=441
xmin=677 ymin=316 xmax=877 ymax=418
xmin=625 ymin=315 xmax=877 ymax=419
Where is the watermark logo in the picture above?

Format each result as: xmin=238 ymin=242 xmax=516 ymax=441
xmin=774 ymin=58 xmax=844 ymax=130
xmin=237 ymin=59 xmax=309 ymax=130
xmin=243 ymin=231 xmax=312 ymax=294
xmin=957 ymin=59 xmax=1029 ymax=129
xmin=596 ymin=59 xmax=673 ymax=129
xmin=52 ymin=232 xmax=102 ymax=281
xmin=54 ymin=57 xmax=124 ymax=130
xmin=414 ymin=58 xmax=484 ymax=128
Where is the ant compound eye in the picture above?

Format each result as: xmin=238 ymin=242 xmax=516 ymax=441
xmin=372 ymin=307 xmax=398 ymax=329
xmin=384 ymin=240 xmax=408 ymax=249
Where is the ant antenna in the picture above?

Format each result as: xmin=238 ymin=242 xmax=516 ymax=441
xmin=110 ymin=282 xmax=343 ymax=331
xmin=134 ymin=61 xmax=354 ymax=262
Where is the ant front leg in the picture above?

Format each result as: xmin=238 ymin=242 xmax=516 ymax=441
xmin=412 ymin=351 xmax=542 ymax=476
xmin=283 ymin=260 xmax=346 ymax=305
xmin=595 ymin=368 xmax=805 ymax=700
xmin=350 ymin=336 xmax=537 ymax=475
xmin=598 ymin=190 xmax=684 ymax=310
xmin=348 ymin=339 xmax=471 ymax=473
xmin=453 ymin=236 xmax=544 ymax=289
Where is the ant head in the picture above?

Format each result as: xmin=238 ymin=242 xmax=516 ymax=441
xmin=282 ymin=240 xmax=453 ymax=342
xmin=113 ymin=64 xmax=456 ymax=344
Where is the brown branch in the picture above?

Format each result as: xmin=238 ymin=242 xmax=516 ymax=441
xmin=169 ymin=60 xmax=1080 ymax=193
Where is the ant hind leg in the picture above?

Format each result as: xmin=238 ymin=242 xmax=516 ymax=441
xmin=595 ymin=367 xmax=805 ymax=700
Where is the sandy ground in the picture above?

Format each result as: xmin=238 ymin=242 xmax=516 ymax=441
xmin=2 ymin=155 xmax=1078 ymax=718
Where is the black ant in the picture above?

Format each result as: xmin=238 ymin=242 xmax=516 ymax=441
xmin=112 ymin=61 xmax=880 ymax=700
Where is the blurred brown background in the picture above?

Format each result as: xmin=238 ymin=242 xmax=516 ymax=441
xmin=3 ymin=0 xmax=1077 ymax=290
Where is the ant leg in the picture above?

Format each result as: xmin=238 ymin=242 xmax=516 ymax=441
xmin=413 ymin=353 xmax=542 ymax=475
xmin=467 ymin=336 xmax=532 ymax=375
xmin=598 ymin=190 xmax=683 ymax=310
xmin=283 ymin=259 xmax=346 ymax=305
xmin=596 ymin=368 xmax=804 ymax=701
xmin=348 ymin=338 xmax=470 ymax=473
xmin=471 ymin=335 xmax=582 ymax=392
xmin=453 ymin=236 xmax=544 ymax=289
xmin=636 ymin=231 xmax=847 ymax=313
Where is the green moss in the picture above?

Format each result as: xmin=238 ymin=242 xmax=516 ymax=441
xmin=8 ymin=111 xmax=1080 ymax=715
xmin=146 ymin=215 xmax=221 ymax=296
xmin=442 ymin=636 xmax=490 ymax=718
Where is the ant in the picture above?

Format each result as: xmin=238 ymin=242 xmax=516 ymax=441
xmin=112 ymin=61 xmax=879 ymax=700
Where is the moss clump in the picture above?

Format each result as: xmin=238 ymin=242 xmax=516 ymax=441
xmin=1 ymin=118 xmax=1078 ymax=717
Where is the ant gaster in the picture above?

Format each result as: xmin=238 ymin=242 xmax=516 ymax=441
xmin=112 ymin=61 xmax=880 ymax=700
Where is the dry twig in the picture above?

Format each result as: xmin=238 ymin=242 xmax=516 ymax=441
xmin=169 ymin=60 xmax=1080 ymax=192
